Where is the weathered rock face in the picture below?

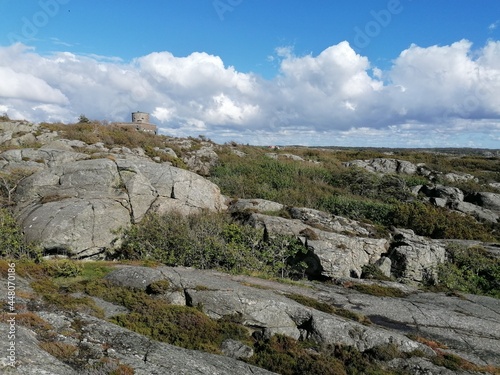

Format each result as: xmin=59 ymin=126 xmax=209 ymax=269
xmin=0 ymin=316 xmax=276 ymax=375
xmin=444 ymin=172 xmax=478 ymax=184
xmin=386 ymin=228 xmax=446 ymax=284
xmin=106 ymin=266 xmax=433 ymax=357
xmin=182 ymin=145 xmax=219 ymax=176
xmin=13 ymin=157 xmax=227 ymax=258
xmin=450 ymin=201 xmax=499 ymax=223
xmin=414 ymin=185 xmax=500 ymax=224
xmin=305 ymin=234 xmax=390 ymax=279
xmin=0 ymin=324 xmax=76 ymax=375
xmin=242 ymin=212 xmax=389 ymax=279
xmin=288 ymin=207 xmax=377 ymax=237
xmin=228 ymin=198 xmax=284 ymax=214
xmin=420 ymin=184 xmax=465 ymax=202
xmin=344 ymin=158 xmax=419 ymax=175
xmin=466 ymin=192 xmax=500 ymax=214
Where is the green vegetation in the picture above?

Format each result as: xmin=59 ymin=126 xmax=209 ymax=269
xmin=39 ymin=121 xmax=188 ymax=165
xmin=210 ymin=147 xmax=499 ymax=241
xmin=9 ymin=262 xmax=414 ymax=375
xmin=0 ymin=208 xmax=41 ymax=259
xmin=437 ymin=244 xmax=500 ymax=298
xmin=247 ymin=335 xmax=411 ymax=375
xmin=348 ymin=283 xmax=409 ymax=298
xmin=285 ymin=293 xmax=371 ymax=325
xmin=116 ymin=210 xmax=308 ymax=279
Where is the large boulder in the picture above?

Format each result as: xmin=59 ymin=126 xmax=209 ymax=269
xmin=344 ymin=158 xmax=418 ymax=175
xmin=386 ymin=228 xmax=446 ymax=284
xmin=244 ymin=213 xmax=389 ymax=279
xmin=182 ymin=145 xmax=219 ymax=176
xmin=450 ymin=201 xmax=499 ymax=223
xmin=305 ymin=234 xmax=389 ymax=278
xmin=228 ymin=198 xmax=284 ymax=213
xmin=14 ymin=157 xmax=227 ymax=258
xmin=466 ymin=192 xmax=500 ymax=213
xmin=0 ymin=148 xmax=90 ymax=168
xmin=419 ymin=184 xmax=465 ymax=203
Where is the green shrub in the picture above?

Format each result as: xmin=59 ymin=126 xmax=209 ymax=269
xmin=82 ymin=279 xmax=250 ymax=353
xmin=285 ymin=293 xmax=371 ymax=324
xmin=391 ymin=202 xmax=497 ymax=241
xmin=31 ymin=278 xmax=105 ymax=317
xmin=0 ymin=208 xmax=41 ymax=259
xmin=44 ymin=259 xmax=83 ymax=278
xmin=146 ymin=280 xmax=170 ymax=294
xmin=437 ymin=244 xmax=500 ymax=298
xmin=248 ymin=335 xmax=347 ymax=375
xmin=318 ymin=195 xmax=394 ymax=226
xmin=117 ymin=211 xmax=308 ymax=279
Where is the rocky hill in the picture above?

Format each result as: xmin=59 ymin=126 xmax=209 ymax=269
xmin=1 ymin=118 xmax=499 ymax=374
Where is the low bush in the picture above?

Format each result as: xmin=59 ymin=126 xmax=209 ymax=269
xmin=116 ymin=211 xmax=308 ymax=279
xmin=247 ymin=335 xmax=407 ymax=375
xmin=318 ymin=195 xmax=394 ymax=226
xmin=82 ymin=279 xmax=250 ymax=353
xmin=44 ymin=259 xmax=83 ymax=278
xmin=39 ymin=342 xmax=78 ymax=361
xmin=348 ymin=283 xmax=408 ymax=298
xmin=437 ymin=244 xmax=500 ymax=298
xmin=248 ymin=335 xmax=347 ymax=375
xmin=285 ymin=293 xmax=371 ymax=325
xmin=0 ymin=208 xmax=41 ymax=259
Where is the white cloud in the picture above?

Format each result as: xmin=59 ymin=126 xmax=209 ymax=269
xmin=0 ymin=40 xmax=499 ymax=148
xmin=0 ymin=66 xmax=68 ymax=104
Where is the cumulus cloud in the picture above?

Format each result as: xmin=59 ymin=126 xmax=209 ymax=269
xmin=0 ymin=40 xmax=499 ymax=147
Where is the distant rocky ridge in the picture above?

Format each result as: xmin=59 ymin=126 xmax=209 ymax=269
xmin=344 ymin=157 xmax=500 ymax=224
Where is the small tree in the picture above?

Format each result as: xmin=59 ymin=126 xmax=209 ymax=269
xmin=78 ymin=114 xmax=90 ymax=123
xmin=0 ymin=168 xmax=35 ymax=206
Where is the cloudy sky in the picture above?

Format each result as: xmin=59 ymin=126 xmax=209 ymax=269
xmin=1 ymin=0 xmax=500 ymax=148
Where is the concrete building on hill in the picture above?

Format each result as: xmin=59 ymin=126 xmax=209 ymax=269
xmin=112 ymin=111 xmax=158 ymax=134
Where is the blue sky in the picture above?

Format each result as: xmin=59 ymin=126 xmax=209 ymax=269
xmin=0 ymin=0 xmax=499 ymax=147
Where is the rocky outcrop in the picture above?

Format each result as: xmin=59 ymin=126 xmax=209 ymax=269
xmin=0 ymin=323 xmax=76 ymax=375
xmin=182 ymin=145 xmax=219 ymax=176
xmin=465 ymin=192 xmax=500 ymax=214
xmin=242 ymin=212 xmax=389 ymax=279
xmin=0 ymin=315 xmax=276 ymax=375
xmin=13 ymin=157 xmax=226 ymax=258
xmin=106 ymin=266 xmax=433 ymax=356
xmin=344 ymin=158 xmax=482 ymax=186
xmin=414 ymin=185 xmax=500 ymax=223
xmin=3 ymin=265 xmax=500 ymax=373
xmin=288 ymin=207 xmax=378 ymax=237
xmin=103 ymin=265 xmax=500 ymax=367
xmin=228 ymin=198 xmax=284 ymax=213
xmin=385 ymin=228 xmax=446 ymax=284
xmin=444 ymin=172 xmax=478 ymax=183
xmin=344 ymin=158 xmax=421 ymax=175
xmin=419 ymin=185 xmax=465 ymax=203
xmin=450 ymin=201 xmax=499 ymax=223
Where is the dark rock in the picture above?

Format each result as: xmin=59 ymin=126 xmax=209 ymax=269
xmin=221 ymin=339 xmax=254 ymax=359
